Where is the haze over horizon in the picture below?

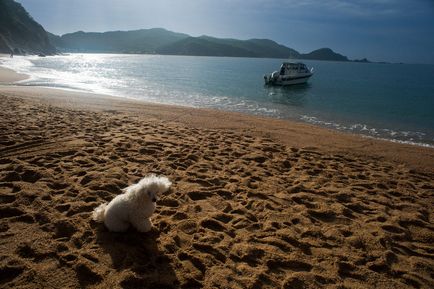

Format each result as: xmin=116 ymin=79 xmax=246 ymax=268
xmin=17 ymin=0 xmax=434 ymax=64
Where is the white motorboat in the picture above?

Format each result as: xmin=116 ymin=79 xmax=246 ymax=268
xmin=264 ymin=62 xmax=313 ymax=86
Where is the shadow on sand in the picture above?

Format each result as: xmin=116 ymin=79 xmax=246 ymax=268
xmin=94 ymin=223 xmax=179 ymax=289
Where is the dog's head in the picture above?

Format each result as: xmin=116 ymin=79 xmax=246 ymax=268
xmin=123 ymin=174 xmax=172 ymax=203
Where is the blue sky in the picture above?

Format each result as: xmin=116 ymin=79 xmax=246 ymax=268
xmin=18 ymin=0 xmax=434 ymax=64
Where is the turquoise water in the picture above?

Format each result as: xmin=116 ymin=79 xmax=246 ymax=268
xmin=2 ymin=54 xmax=434 ymax=146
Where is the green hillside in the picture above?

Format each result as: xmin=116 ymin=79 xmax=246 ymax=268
xmin=52 ymin=28 xmax=189 ymax=53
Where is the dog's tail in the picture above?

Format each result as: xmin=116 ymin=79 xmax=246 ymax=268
xmin=92 ymin=203 xmax=107 ymax=222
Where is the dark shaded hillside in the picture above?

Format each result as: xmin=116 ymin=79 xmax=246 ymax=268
xmin=0 ymin=0 xmax=56 ymax=55
xmin=52 ymin=28 xmax=189 ymax=53
xmin=157 ymin=36 xmax=300 ymax=58
xmin=238 ymin=38 xmax=300 ymax=58
xmin=158 ymin=36 xmax=300 ymax=58
xmin=47 ymin=32 xmax=64 ymax=49
xmin=156 ymin=37 xmax=257 ymax=57
xmin=300 ymin=48 xmax=349 ymax=61
xmin=48 ymin=30 xmax=301 ymax=59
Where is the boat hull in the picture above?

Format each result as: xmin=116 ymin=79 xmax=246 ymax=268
xmin=264 ymin=73 xmax=313 ymax=86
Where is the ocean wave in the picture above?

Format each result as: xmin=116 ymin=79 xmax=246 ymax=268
xmin=300 ymin=115 xmax=433 ymax=148
xmin=1 ymin=55 xmax=35 ymax=73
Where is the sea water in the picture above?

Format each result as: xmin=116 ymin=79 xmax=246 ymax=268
xmin=2 ymin=53 xmax=434 ymax=147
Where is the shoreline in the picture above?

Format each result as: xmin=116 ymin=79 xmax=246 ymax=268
xmin=1 ymin=57 xmax=433 ymax=150
xmin=0 ymin=65 xmax=29 ymax=84
xmin=0 ymin=64 xmax=433 ymax=172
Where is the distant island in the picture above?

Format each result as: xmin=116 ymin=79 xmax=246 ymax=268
xmin=0 ymin=0 xmax=375 ymax=63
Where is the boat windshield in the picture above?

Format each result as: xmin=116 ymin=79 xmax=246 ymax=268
xmin=281 ymin=63 xmax=309 ymax=73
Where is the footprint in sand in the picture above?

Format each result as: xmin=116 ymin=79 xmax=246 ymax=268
xmin=74 ymin=262 xmax=103 ymax=287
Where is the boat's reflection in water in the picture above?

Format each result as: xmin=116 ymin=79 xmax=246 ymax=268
xmin=264 ymin=83 xmax=312 ymax=107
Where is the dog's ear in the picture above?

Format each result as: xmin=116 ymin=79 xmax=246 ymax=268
xmin=159 ymin=176 xmax=172 ymax=192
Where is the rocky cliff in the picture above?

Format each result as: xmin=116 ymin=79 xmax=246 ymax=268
xmin=0 ymin=0 xmax=56 ymax=55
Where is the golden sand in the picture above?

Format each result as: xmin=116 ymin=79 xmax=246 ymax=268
xmin=1 ymin=66 xmax=433 ymax=288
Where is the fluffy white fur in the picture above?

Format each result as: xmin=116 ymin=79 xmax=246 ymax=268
xmin=92 ymin=174 xmax=171 ymax=232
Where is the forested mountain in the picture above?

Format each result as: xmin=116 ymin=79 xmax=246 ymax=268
xmin=49 ymin=29 xmax=356 ymax=61
xmin=300 ymin=48 xmax=349 ymax=61
xmin=157 ymin=36 xmax=300 ymax=58
xmin=49 ymin=28 xmax=189 ymax=54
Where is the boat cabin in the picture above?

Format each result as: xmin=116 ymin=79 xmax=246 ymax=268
xmin=279 ymin=62 xmax=310 ymax=75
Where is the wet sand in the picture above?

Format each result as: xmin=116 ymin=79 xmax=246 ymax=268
xmin=0 ymin=64 xmax=28 ymax=84
xmin=1 ymin=66 xmax=433 ymax=288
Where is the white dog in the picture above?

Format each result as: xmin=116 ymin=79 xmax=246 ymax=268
xmin=92 ymin=174 xmax=171 ymax=232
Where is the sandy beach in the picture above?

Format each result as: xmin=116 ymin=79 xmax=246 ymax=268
xmin=1 ymin=65 xmax=433 ymax=288
xmin=0 ymin=62 xmax=28 ymax=84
